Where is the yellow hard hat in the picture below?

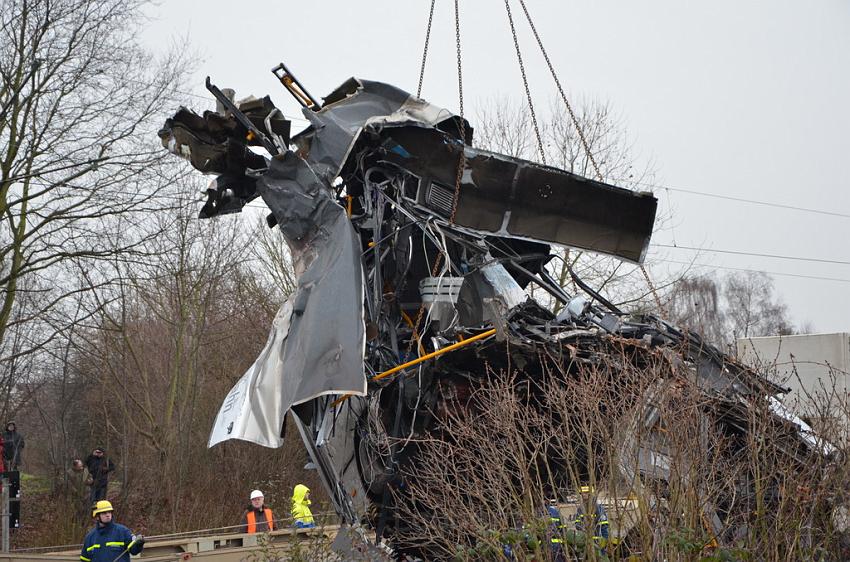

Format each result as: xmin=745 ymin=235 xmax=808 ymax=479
xmin=92 ymin=500 xmax=114 ymax=517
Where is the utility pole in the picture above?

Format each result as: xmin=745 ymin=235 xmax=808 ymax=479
xmin=1 ymin=474 xmax=9 ymax=552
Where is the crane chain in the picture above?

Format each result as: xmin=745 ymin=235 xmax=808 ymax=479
xmin=406 ymin=0 xmax=466 ymax=359
xmin=503 ymin=0 xmax=546 ymax=165
xmin=448 ymin=0 xmax=466 ymax=226
xmin=416 ymin=0 xmax=436 ymax=98
xmin=516 ymin=0 xmax=666 ymax=315
xmin=639 ymin=263 xmax=667 ymax=316
xmin=516 ymin=0 xmax=602 ymax=181
xmin=410 ymin=1 xmax=665 ymax=340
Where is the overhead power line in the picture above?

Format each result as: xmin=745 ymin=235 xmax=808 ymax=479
xmin=654 ymin=243 xmax=850 ymax=266
xmin=640 ymin=182 xmax=850 ymax=220
xmin=658 ymin=258 xmax=850 ymax=285
xmin=16 ymin=178 xmax=850 ymax=267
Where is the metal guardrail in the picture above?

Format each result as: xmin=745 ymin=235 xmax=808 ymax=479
xmin=1 ymin=500 xmax=637 ymax=561
xmin=1 ymin=526 xmax=350 ymax=562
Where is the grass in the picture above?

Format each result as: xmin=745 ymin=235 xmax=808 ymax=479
xmin=19 ymin=472 xmax=51 ymax=495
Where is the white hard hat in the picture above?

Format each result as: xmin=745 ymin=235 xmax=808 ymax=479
xmin=250 ymin=489 xmax=264 ymax=500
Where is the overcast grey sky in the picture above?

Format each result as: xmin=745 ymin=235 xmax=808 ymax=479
xmin=143 ymin=1 xmax=850 ymax=333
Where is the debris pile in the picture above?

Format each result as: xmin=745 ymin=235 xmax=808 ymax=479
xmin=159 ymin=68 xmax=836 ymax=556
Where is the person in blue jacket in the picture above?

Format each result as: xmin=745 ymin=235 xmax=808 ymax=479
xmin=575 ymin=485 xmax=609 ymax=554
xmin=80 ymin=501 xmax=144 ymax=562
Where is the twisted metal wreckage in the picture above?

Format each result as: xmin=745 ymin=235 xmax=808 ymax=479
xmin=159 ymin=66 xmax=837 ymax=553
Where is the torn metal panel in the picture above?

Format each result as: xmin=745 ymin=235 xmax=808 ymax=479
xmin=208 ymin=300 xmax=295 ymax=448
xmin=379 ymin=127 xmax=657 ymax=262
xmin=258 ymin=153 xmax=366 ymax=403
xmin=292 ymin=399 xmax=370 ymax=524
xmin=159 ymin=94 xmax=290 ymax=219
xmin=294 ymin=77 xmax=656 ymax=261
xmin=209 ymin=152 xmax=367 ymax=448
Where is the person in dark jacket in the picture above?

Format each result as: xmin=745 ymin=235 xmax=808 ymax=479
xmin=80 ymin=500 xmax=143 ymax=562
xmin=84 ymin=448 xmax=115 ymax=503
xmin=2 ymin=421 xmax=24 ymax=470
xmin=240 ymin=489 xmax=275 ymax=533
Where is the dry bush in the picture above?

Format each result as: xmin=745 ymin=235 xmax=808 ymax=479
xmin=391 ymin=338 xmax=850 ymax=561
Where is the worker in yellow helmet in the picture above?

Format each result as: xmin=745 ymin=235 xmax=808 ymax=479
xmin=575 ymin=485 xmax=609 ymax=554
xmin=80 ymin=500 xmax=144 ymax=562
xmin=291 ymin=484 xmax=315 ymax=528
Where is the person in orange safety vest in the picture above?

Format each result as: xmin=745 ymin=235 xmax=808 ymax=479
xmin=240 ymin=489 xmax=274 ymax=533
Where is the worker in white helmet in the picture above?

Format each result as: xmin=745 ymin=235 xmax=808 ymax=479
xmin=241 ymin=489 xmax=275 ymax=533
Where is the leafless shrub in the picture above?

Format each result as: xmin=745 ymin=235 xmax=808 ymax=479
xmin=391 ymin=338 xmax=850 ymax=561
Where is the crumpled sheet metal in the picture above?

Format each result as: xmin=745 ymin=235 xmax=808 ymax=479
xmin=209 ymin=153 xmax=366 ymax=448
xmin=294 ymin=78 xmax=466 ymax=181
xmin=159 ymin=106 xmax=275 ymax=176
xmin=205 ymin=76 xmax=655 ymax=448
xmin=209 ymin=300 xmax=295 ymax=448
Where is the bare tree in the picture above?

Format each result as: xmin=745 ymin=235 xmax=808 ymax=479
xmin=474 ymin=98 xmax=540 ymax=159
xmin=724 ymin=271 xmax=794 ymax=342
xmin=665 ymin=274 xmax=727 ymax=347
xmin=667 ymin=270 xmax=796 ymax=350
xmin=70 ymin=190 xmax=249 ymax=519
xmin=0 ymin=0 xmax=190 ymax=413
xmin=249 ymin=215 xmax=298 ymax=302
xmin=13 ymin=191 xmax=327 ymax=542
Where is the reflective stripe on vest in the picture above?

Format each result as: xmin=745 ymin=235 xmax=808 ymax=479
xmin=246 ymin=508 xmax=274 ymax=533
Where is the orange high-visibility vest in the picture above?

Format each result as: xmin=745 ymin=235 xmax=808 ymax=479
xmin=246 ymin=508 xmax=274 ymax=533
